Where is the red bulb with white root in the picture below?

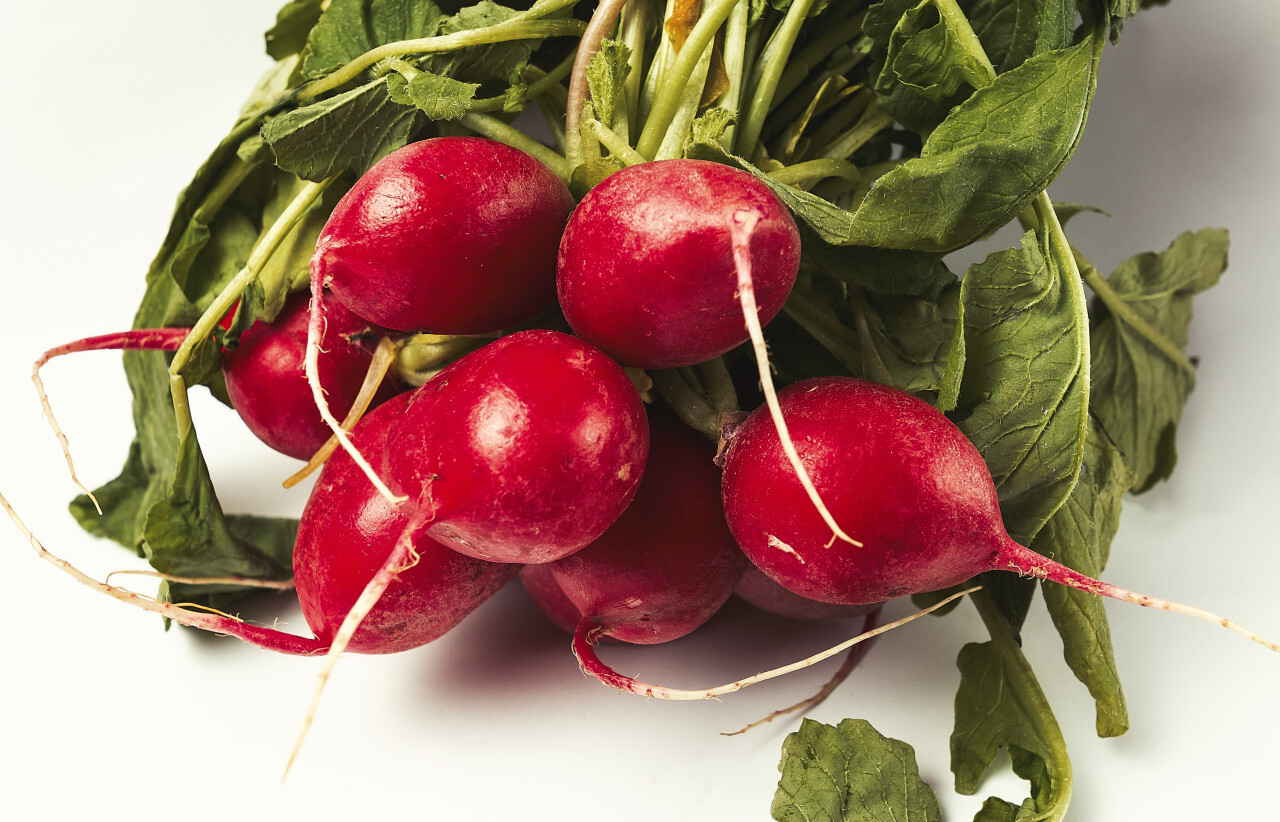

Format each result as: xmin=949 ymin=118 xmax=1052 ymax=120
xmin=721 ymin=376 xmax=1280 ymax=652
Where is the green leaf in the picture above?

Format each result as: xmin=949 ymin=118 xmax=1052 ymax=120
xmin=142 ymin=430 xmax=293 ymax=584
xmin=422 ymin=1 xmax=540 ymax=92
xmin=966 ymin=0 xmax=1074 ymax=73
xmin=1089 ymin=228 xmax=1229 ymax=491
xmin=70 ymin=440 xmax=149 ymax=551
xmin=265 ymin=0 xmax=327 ymax=60
xmin=301 ymin=0 xmax=446 ymax=80
xmin=847 ymin=34 xmax=1101 ymax=252
xmin=1032 ymin=423 xmax=1132 ymax=737
xmin=878 ymin=1 xmax=996 ymax=103
xmin=951 ymin=642 xmax=1068 ymax=814
xmin=388 ymin=69 xmax=480 ymax=119
xmin=951 ymin=228 xmax=1088 ymax=549
xmin=585 ymin=39 xmax=631 ymax=131
xmin=773 ymin=718 xmax=941 ymax=822
xmin=263 ymin=77 xmax=419 ymax=180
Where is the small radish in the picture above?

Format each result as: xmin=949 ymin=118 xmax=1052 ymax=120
xmin=312 ymin=137 xmax=575 ymax=335
xmin=293 ymin=393 xmax=517 ymax=654
xmin=721 ymin=376 xmax=1280 ymax=651
xmin=223 ymin=290 xmax=400 ymax=460
xmin=534 ymin=412 xmax=747 ymax=651
xmin=382 ymin=329 xmax=649 ymax=565
xmin=734 ymin=565 xmax=880 ymax=622
xmin=556 ymin=158 xmax=799 ymax=370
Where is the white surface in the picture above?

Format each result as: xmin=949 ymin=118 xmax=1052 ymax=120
xmin=1 ymin=3 xmax=1276 ymax=821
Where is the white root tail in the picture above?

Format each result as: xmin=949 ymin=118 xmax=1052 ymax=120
xmin=729 ymin=209 xmax=861 ymax=549
xmin=284 ymin=336 xmax=397 ymax=489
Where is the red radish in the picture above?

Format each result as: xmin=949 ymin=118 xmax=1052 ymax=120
xmin=734 ymin=565 xmax=879 ymax=621
xmin=383 ymin=329 xmax=649 ymax=565
xmin=519 ymin=562 xmax=583 ymax=636
xmin=537 ymin=412 xmax=747 ymax=650
xmin=721 ymin=376 xmax=1279 ymax=651
xmin=223 ymin=291 xmax=400 ymax=460
xmin=555 ymin=158 xmax=800 ymax=369
xmin=14 ymin=390 xmax=515 ymax=658
xmin=553 ymin=159 xmax=854 ymax=550
xmin=312 ymin=136 xmax=575 ymax=335
xmin=294 ymin=393 xmax=517 ymax=654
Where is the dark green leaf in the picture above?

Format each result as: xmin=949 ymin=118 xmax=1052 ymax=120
xmin=966 ymin=0 xmax=1074 ymax=73
xmin=1089 ymin=228 xmax=1229 ymax=491
xmin=70 ymin=440 xmax=149 ymax=551
xmin=847 ymin=35 xmax=1100 ymax=251
xmin=952 ymin=643 xmax=1064 ymax=804
xmin=422 ymin=1 xmax=540 ymax=92
xmin=266 ymin=0 xmax=327 ymax=60
xmin=301 ymin=0 xmax=445 ymax=80
xmin=878 ymin=1 xmax=996 ymax=102
xmin=773 ymin=718 xmax=941 ymax=822
xmin=1033 ymin=423 xmax=1132 ymax=737
xmin=951 ymin=228 xmax=1089 ymax=548
xmin=263 ymin=77 xmax=419 ymax=180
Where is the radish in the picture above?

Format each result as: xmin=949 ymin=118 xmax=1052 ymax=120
xmin=293 ymin=393 xmax=517 ymax=654
xmin=555 ymin=157 xmax=856 ymax=552
xmin=556 ymin=158 xmax=800 ymax=370
xmin=311 ymin=136 xmax=575 ymax=335
xmin=528 ymin=412 xmax=747 ymax=650
xmin=721 ymin=376 xmax=1279 ymax=651
xmin=734 ymin=565 xmax=879 ymax=622
xmin=223 ymin=290 xmax=400 ymax=461
xmin=382 ymin=328 xmax=650 ymax=565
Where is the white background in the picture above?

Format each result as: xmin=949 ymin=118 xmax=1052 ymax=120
xmin=1 ymin=3 xmax=1276 ymax=820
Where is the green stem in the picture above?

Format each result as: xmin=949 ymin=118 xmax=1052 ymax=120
xmin=472 ymin=51 xmax=578 ymax=113
xmin=581 ymin=117 xmax=647 ymax=166
xmin=695 ymin=357 xmax=740 ymax=414
xmin=734 ymin=0 xmax=819 ymax=159
xmin=772 ymin=13 xmax=867 ymax=105
xmin=167 ymin=178 xmax=333 ymax=435
xmin=297 ymin=10 xmax=586 ymax=102
xmin=718 ymin=0 xmax=750 ymax=150
xmin=458 ymin=111 xmax=572 ymax=182
xmin=767 ymin=157 xmax=860 ymax=187
xmin=971 ymin=589 xmax=1074 ymax=822
xmin=650 ymin=368 xmax=721 ymax=440
xmin=817 ymin=105 xmax=895 ymax=160
xmin=634 ymin=0 xmax=741 ymax=160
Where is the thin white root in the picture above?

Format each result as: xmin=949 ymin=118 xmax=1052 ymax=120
xmin=33 ymin=358 xmax=99 ymax=513
xmin=729 ymin=209 xmax=861 ymax=548
xmin=587 ymin=586 xmax=979 ymax=700
xmin=284 ymin=336 xmax=397 ymax=489
xmin=303 ymin=277 xmax=406 ymax=506
xmin=282 ymin=505 xmax=430 ymax=779
xmin=722 ymin=607 xmax=881 ymax=736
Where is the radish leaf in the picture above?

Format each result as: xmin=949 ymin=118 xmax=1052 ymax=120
xmin=773 ymin=718 xmax=941 ymax=822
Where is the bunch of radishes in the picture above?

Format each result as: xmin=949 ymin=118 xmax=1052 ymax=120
xmin=9 ymin=2 xmax=1278 ymax=817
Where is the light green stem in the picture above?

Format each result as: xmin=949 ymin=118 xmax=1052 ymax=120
xmin=167 ymin=178 xmax=333 ymax=436
xmin=634 ymin=0 xmax=742 ymax=160
xmin=734 ymin=0 xmax=818 ymax=159
xmin=767 ymin=157 xmax=860 ymax=187
xmin=935 ymin=0 xmax=998 ymax=85
xmin=297 ymin=9 xmax=586 ymax=102
xmin=458 ymin=112 xmax=573 ymax=182
xmin=582 ymin=117 xmax=647 ymax=166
